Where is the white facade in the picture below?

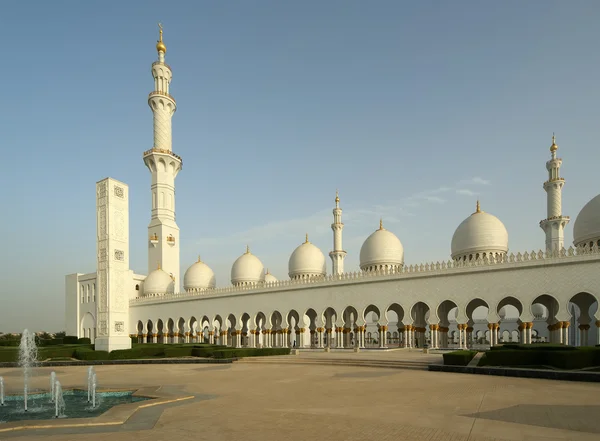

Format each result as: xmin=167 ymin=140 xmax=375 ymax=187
xmin=65 ymin=28 xmax=600 ymax=351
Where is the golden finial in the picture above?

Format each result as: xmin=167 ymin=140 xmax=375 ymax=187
xmin=197 ymin=255 xmax=202 ymax=263
xmin=156 ymin=23 xmax=167 ymax=53
xmin=475 ymin=200 xmax=482 ymax=214
xmin=245 ymin=245 xmax=250 ymax=254
xmin=379 ymin=218 xmax=384 ymax=230
xmin=157 ymin=261 xmax=161 ymax=270
xmin=266 ymin=268 xmax=270 ymax=274
xmin=335 ymin=189 xmax=340 ymax=203
xmin=550 ymin=133 xmax=558 ymax=153
xmin=305 ymin=233 xmax=309 ymax=244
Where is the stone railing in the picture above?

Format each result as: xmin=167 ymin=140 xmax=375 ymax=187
xmin=130 ymin=244 xmax=600 ymax=305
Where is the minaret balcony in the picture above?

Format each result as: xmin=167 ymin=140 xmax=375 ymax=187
xmin=149 ymin=234 xmax=159 ymax=247
xmin=166 ymin=235 xmax=176 ymax=246
xmin=152 ymin=61 xmax=172 ymax=71
xmin=142 ymin=148 xmax=182 ymax=163
xmin=148 ymin=90 xmax=176 ymax=102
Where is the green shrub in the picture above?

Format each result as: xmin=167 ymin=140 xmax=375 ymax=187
xmin=491 ymin=343 xmax=577 ymax=351
xmin=74 ymin=348 xmax=109 ymax=360
xmin=164 ymin=347 xmax=194 ymax=357
xmin=443 ymin=350 xmax=478 ymax=366
xmin=212 ymin=348 xmax=290 ymax=359
xmin=63 ymin=336 xmax=78 ymax=344
xmin=108 ymin=348 xmax=144 ymax=360
xmin=191 ymin=347 xmax=217 ymax=357
xmin=479 ymin=347 xmax=600 ymax=369
xmin=77 ymin=338 xmax=91 ymax=345
xmin=0 ymin=350 xmax=17 ymax=362
xmin=38 ymin=338 xmax=64 ymax=346
xmin=0 ymin=340 xmax=20 ymax=347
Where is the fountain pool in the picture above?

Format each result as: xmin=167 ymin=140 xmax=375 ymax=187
xmin=0 ymin=390 xmax=150 ymax=423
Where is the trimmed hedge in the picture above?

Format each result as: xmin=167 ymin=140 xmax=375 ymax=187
xmin=213 ymin=348 xmax=291 ymax=359
xmin=74 ymin=348 xmax=109 ymax=360
xmin=77 ymin=338 xmax=91 ymax=345
xmin=443 ymin=350 xmax=478 ymax=366
xmin=491 ymin=343 xmax=578 ymax=351
xmin=0 ymin=340 xmax=20 ymax=347
xmin=480 ymin=347 xmax=600 ymax=370
xmin=38 ymin=338 xmax=64 ymax=346
xmin=0 ymin=344 xmax=95 ymax=362
xmin=63 ymin=336 xmax=79 ymax=344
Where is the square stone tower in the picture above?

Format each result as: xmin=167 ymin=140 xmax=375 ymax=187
xmin=94 ymin=178 xmax=132 ymax=352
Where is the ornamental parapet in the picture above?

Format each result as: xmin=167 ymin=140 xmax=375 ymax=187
xmin=130 ymin=243 xmax=600 ymax=306
xmin=143 ymin=147 xmax=182 ymax=162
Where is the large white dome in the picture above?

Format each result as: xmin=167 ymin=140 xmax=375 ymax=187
xmin=359 ymin=220 xmax=404 ymax=272
xmin=231 ymin=246 xmax=265 ymax=286
xmin=573 ymin=194 xmax=600 ymax=247
xmin=264 ymin=269 xmax=278 ymax=284
xmin=451 ymin=201 xmax=508 ymax=260
xmin=288 ymin=235 xmax=327 ymax=279
xmin=183 ymin=257 xmax=216 ymax=291
xmin=143 ymin=267 xmax=174 ymax=295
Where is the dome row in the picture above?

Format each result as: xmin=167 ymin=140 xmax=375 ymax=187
xmin=144 ymin=192 xmax=600 ymax=295
xmin=142 ymin=202 xmax=512 ymax=295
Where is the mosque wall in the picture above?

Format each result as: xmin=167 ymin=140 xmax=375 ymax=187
xmin=130 ymin=249 xmax=600 ymax=329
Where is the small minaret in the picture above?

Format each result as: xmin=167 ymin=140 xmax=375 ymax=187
xmin=539 ymin=134 xmax=570 ymax=252
xmin=143 ymin=24 xmax=182 ymax=290
xmin=329 ymin=190 xmax=347 ymax=275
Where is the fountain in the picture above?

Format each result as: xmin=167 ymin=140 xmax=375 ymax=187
xmin=87 ymin=366 xmax=95 ymax=402
xmin=0 ymin=330 xmax=150 ymax=424
xmin=49 ymin=372 xmax=56 ymax=403
xmin=91 ymin=373 xmax=97 ymax=408
xmin=54 ymin=381 xmax=65 ymax=418
xmin=18 ymin=329 xmax=38 ymax=412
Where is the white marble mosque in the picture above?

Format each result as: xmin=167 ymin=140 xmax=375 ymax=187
xmin=65 ymin=27 xmax=600 ymax=353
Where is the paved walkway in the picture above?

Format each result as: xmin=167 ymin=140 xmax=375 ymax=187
xmin=1 ymin=350 xmax=599 ymax=441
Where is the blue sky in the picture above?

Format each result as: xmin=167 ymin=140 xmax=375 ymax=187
xmin=1 ymin=1 xmax=600 ymax=332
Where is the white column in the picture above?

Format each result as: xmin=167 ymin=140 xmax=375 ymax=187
xmin=563 ymin=323 xmax=570 ymax=345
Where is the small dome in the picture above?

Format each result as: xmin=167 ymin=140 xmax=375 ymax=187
xmin=359 ymin=220 xmax=404 ymax=272
xmin=288 ymin=234 xmax=327 ymax=279
xmin=143 ymin=266 xmax=174 ymax=295
xmin=183 ymin=257 xmax=216 ymax=291
xmin=573 ymin=194 xmax=600 ymax=247
xmin=531 ymin=303 xmax=546 ymax=319
xmin=451 ymin=201 xmax=508 ymax=260
xmin=231 ymin=246 xmax=265 ymax=286
xmin=264 ymin=269 xmax=278 ymax=284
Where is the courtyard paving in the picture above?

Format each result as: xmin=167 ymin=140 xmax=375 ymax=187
xmin=1 ymin=350 xmax=599 ymax=441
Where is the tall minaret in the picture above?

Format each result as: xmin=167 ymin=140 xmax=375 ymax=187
xmin=143 ymin=24 xmax=182 ymax=290
xmin=539 ymin=134 xmax=570 ymax=252
xmin=329 ymin=190 xmax=347 ymax=275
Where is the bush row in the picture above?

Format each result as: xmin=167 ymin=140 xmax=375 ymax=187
xmin=443 ymin=350 xmax=478 ymax=366
xmin=0 ymin=343 xmax=291 ymax=362
xmin=213 ymin=348 xmax=290 ymax=359
xmin=0 ymin=337 xmax=90 ymax=347
xmin=490 ymin=343 xmax=578 ymax=351
xmin=480 ymin=347 xmax=600 ymax=370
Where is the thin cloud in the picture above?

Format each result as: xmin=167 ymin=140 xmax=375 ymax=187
xmin=456 ymin=189 xmax=477 ymax=196
xmin=459 ymin=177 xmax=491 ymax=186
xmin=194 ymin=176 xmax=490 ymax=247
